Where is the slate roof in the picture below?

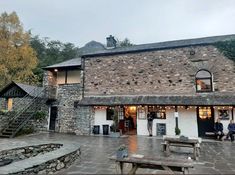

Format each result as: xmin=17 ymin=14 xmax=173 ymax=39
xmin=82 ymin=34 xmax=235 ymax=57
xmin=44 ymin=58 xmax=81 ymax=69
xmin=0 ymin=82 xmax=43 ymax=98
xmin=78 ymin=93 xmax=235 ymax=106
xmin=15 ymin=83 xmax=43 ymax=97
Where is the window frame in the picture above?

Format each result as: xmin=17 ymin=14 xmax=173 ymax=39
xmin=195 ymin=70 xmax=213 ymax=93
xmin=56 ymin=68 xmax=81 ymax=85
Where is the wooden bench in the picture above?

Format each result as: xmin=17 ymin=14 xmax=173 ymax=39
xmin=109 ymin=155 xmax=194 ymax=175
xmin=162 ymin=136 xmax=201 ymax=160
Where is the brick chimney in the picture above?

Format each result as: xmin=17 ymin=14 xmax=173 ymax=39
xmin=106 ymin=35 xmax=117 ymax=48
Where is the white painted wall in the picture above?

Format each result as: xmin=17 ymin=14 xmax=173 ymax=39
xmin=94 ymin=109 xmax=113 ymax=134
xmin=137 ymin=108 xmax=198 ymax=137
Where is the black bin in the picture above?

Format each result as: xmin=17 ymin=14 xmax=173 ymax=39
xmin=93 ymin=125 xmax=100 ymax=134
xmin=103 ymin=125 xmax=109 ymax=135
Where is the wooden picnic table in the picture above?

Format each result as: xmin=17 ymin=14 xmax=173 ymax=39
xmin=109 ymin=154 xmax=194 ymax=174
xmin=162 ymin=135 xmax=201 ymax=160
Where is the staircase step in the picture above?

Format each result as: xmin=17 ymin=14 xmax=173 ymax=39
xmin=1 ymin=131 xmax=13 ymax=135
xmin=0 ymin=134 xmax=11 ymax=138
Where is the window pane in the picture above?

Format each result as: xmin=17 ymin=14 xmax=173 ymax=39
xmin=57 ymin=71 xmax=66 ymax=84
xmin=106 ymin=108 xmax=115 ymax=120
xmin=7 ymin=98 xmax=13 ymax=111
xmin=199 ymin=107 xmax=212 ymax=119
xmin=196 ymin=70 xmax=211 ymax=78
xmin=196 ymin=79 xmax=211 ymax=91
xmin=67 ymin=70 xmax=81 ymax=84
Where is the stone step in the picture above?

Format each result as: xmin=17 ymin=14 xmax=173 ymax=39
xmin=0 ymin=134 xmax=11 ymax=138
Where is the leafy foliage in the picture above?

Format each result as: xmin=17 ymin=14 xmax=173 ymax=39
xmin=0 ymin=12 xmax=38 ymax=88
xmin=33 ymin=111 xmax=47 ymax=121
xmin=117 ymin=38 xmax=133 ymax=47
xmin=214 ymin=40 xmax=235 ymax=62
xmin=30 ymin=35 xmax=80 ymax=83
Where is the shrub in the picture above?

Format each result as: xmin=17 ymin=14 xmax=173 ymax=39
xmin=33 ymin=111 xmax=47 ymax=121
xmin=175 ymin=127 xmax=181 ymax=135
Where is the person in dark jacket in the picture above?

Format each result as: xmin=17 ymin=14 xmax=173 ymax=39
xmin=226 ymin=120 xmax=235 ymax=142
xmin=214 ymin=118 xmax=224 ymax=140
xmin=147 ymin=112 xmax=154 ymax=136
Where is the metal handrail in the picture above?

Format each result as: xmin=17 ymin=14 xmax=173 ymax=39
xmin=11 ymin=97 xmax=45 ymax=138
xmin=5 ymin=86 xmax=44 ymax=117
xmin=3 ymin=87 xmax=46 ymax=130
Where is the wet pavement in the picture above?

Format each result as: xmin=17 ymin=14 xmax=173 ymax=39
xmin=0 ymin=133 xmax=235 ymax=174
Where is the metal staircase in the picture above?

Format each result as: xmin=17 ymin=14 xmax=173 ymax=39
xmin=0 ymin=87 xmax=46 ymax=138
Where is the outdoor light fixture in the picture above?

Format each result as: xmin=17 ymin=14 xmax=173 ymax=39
xmin=54 ymin=69 xmax=58 ymax=72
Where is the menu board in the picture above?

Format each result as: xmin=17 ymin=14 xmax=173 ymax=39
xmin=156 ymin=123 xmax=166 ymax=136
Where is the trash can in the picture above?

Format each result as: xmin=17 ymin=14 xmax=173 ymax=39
xmin=103 ymin=124 xmax=109 ymax=135
xmin=93 ymin=125 xmax=100 ymax=134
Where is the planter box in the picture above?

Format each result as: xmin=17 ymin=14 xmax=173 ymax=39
xmin=116 ymin=149 xmax=128 ymax=159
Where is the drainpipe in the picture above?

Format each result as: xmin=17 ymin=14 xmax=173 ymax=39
xmin=232 ymin=106 xmax=234 ymax=120
xmin=175 ymin=106 xmax=179 ymax=135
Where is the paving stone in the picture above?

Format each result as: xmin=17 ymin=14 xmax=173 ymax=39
xmin=1 ymin=133 xmax=235 ymax=174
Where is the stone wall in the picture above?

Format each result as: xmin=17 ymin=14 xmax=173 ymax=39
xmin=0 ymin=114 xmax=10 ymax=131
xmin=56 ymin=84 xmax=82 ymax=133
xmin=74 ymin=106 xmax=94 ymax=135
xmin=84 ymin=45 xmax=235 ymax=96
xmin=0 ymin=98 xmax=6 ymax=111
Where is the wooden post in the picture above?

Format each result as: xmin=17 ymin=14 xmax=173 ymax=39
xmin=232 ymin=106 xmax=234 ymax=120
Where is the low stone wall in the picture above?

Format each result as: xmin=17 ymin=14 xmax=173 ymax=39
xmin=0 ymin=143 xmax=62 ymax=162
xmin=12 ymin=148 xmax=80 ymax=175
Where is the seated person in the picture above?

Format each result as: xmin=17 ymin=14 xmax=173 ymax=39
xmin=214 ymin=118 xmax=224 ymax=140
xmin=225 ymin=120 xmax=235 ymax=142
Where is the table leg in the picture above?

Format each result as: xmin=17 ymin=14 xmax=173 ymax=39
xmin=119 ymin=162 xmax=124 ymax=174
xmin=193 ymin=145 xmax=198 ymax=160
xmin=128 ymin=163 xmax=138 ymax=175
xmin=165 ymin=142 xmax=170 ymax=156
xmin=183 ymin=167 xmax=189 ymax=174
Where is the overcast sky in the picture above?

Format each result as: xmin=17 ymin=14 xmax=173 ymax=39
xmin=1 ymin=0 xmax=235 ymax=47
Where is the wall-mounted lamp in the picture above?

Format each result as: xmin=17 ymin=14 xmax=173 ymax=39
xmin=54 ymin=69 xmax=58 ymax=72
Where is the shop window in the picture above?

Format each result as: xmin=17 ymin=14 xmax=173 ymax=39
xmin=195 ymin=70 xmax=212 ymax=92
xmin=148 ymin=106 xmax=166 ymax=119
xmin=106 ymin=108 xmax=115 ymax=120
xmin=118 ymin=107 xmax=124 ymax=120
xmin=198 ymin=107 xmax=212 ymax=119
xmin=57 ymin=69 xmax=81 ymax=85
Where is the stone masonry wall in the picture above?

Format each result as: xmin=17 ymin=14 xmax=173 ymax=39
xmin=56 ymin=84 xmax=82 ymax=133
xmin=84 ymin=45 xmax=235 ymax=96
xmin=74 ymin=106 xmax=94 ymax=135
xmin=0 ymin=98 xmax=6 ymax=111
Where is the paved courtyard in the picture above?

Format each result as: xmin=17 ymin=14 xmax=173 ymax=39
xmin=0 ymin=133 xmax=235 ymax=174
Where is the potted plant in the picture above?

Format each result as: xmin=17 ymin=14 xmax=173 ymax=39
xmin=116 ymin=144 xmax=128 ymax=159
xmin=175 ymin=127 xmax=181 ymax=135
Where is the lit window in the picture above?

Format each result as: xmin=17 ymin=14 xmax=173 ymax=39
xmin=199 ymin=107 xmax=212 ymax=119
xmin=195 ymin=70 xmax=212 ymax=92
xmin=7 ymin=98 xmax=13 ymax=111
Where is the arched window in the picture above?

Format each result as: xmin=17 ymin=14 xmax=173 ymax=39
xmin=195 ymin=70 xmax=213 ymax=92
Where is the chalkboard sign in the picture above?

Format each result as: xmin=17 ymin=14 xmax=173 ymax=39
xmin=156 ymin=123 xmax=166 ymax=136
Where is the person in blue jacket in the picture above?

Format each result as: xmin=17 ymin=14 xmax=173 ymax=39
xmin=226 ymin=120 xmax=235 ymax=142
xmin=214 ymin=118 xmax=224 ymax=140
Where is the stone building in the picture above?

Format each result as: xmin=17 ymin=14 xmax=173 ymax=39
xmin=0 ymin=82 xmax=48 ymax=137
xmin=43 ymin=34 xmax=235 ymax=137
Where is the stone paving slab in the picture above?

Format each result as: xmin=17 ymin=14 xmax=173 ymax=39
xmin=0 ymin=133 xmax=235 ymax=174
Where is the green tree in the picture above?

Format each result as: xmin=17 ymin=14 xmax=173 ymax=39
xmin=0 ymin=12 xmax=38 ymax=88
xmin=214 ymin=40 xmax=235 ymax=62
xmin=117 ymin=38 xmax=133 ymax=47
xmin=30 ymin=36 xmax=79 ymax=83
